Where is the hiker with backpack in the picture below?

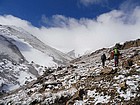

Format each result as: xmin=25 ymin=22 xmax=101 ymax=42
xmin=101 ymin=53 xmax=106 ymax=67
xmin=113 ymin=47 xmax=120 ymax=67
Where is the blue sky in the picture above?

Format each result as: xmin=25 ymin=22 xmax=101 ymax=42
xmin=0 ymin=0 xmax=132 ymax=27
xmin=0 ymin=0 xmax=140 ymax=55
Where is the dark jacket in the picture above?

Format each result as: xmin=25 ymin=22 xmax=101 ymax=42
xmin=101 ymin=54 xmax=106 ymax=61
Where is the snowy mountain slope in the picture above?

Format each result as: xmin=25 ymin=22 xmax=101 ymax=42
xmin=0 ymin=24 xmax=73 ymax=93
xmin=0 ymin=25 xmax=73 ymax=65
xmin=0 ymin=35 xmax=38 ymax=92
xmin=0 ymin=39 xmax=140 ymax=105
xmin=0 ymin=59 xmax=37 ymax=92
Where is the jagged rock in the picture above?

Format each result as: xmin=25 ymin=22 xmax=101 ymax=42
xmin=57 ymin=66 xmax=63 ymax=71
xmin=80 ymin=61 xmax=86 ymax=64
xmin=38 ymin=87 xmax=45 ymax=93
xmin=111 ymin=68 xmax=118 ymax=74
xmin=39 ymin=82 xmax=62 ymax=93
xmin=29 ymin=99 xmax=40 ymax=105
xmin=132 ymin=55 xmax=140 ymax=65
xmin=127 ymin=59 xmax=133 ymax=66
xmin=26 ymin=80 xmax=36 ymax=88
xmin=108 ymin=89 xmax=117 ymax=96
xmin=100 ymin=67 xmax=112 ymax=75
xmin=43 ymin=68 xmax=55 ymax=76
xmin=36 ymin=76 xmax=44 ymax=84
xmin=121 ymin=39 xmax=140 ymax=49
xmin=122 ymin=59 xmax=133 ymax=69
xmin=100 ymin=67 xmax=117 ymax=75
xmin=27 ymin=90 xmax=34 ymax=96
xmin=42 ymin=82 xmax=62 ymax=89
xmin=119 ymin=82 xmax=127 ymax=91
xmin=66 ymin=89 xmax=86 ymax=105
xmin=29 ymin=99 xmax=37 ymax=105
xmin=136 ymin=61 xmax=140 ymax=67
xmin=67 ymin=64 xmax=78 ymax=69
xmin=130 ymin=50 xmax=140 ymax=58
xmin=54 ymin=95 xmax=71 ymax=105
xmin=128 ymin=69 xmax=138 ymax=76
xmin=79 ymin=89 xmax=86 ymax=99
xmin=115 ymin=43 xmax=122 ymax=49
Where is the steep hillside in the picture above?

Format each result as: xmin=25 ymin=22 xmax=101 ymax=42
xmin=0 ymin=34 xmax=39 ymax=92
xmin=0 ymin=25 xmax=72 ymax=65
xmin=0 ymin=39 xmax=139 ymax=105
xmin=0 ymin=24 xmax=73 ymax=93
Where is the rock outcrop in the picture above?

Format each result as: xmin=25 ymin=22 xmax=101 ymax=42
xmin=121 ymin=39 xmax=140 ymax=49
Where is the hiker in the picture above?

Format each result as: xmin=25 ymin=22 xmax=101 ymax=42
xmin=101 ymin=53 xmax=106 ymax=67
xmin=113 ymin=47 xmax=120 ymax=67
xmin=110 ymin=51 xmax=114 ymax=60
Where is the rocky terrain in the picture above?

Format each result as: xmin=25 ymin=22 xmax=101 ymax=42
xmin=0 ymin=39 xmax=139 ymax=105
xmin=0 ymin=33 xmax=38 ymax=92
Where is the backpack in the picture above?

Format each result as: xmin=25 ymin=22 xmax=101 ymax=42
xmin=114 ymin=48 xmax=119 ymax=56
xmin=101 ymin=54 xmax=106 ymax=61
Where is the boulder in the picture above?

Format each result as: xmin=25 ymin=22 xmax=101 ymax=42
xmin=122 ymin=59 xmax=133 ymax=69
xmin=100 ymin=67 xmax=117 ymax=75
xmin=66 ymin=89 xmax=86 ymax=105
xmin=121 ymin=39 xmax=140 ymax=49
xmin=119 ymin=81 xmax=127 ymax=91
xmin=100 ymin=67 xmax=112 ymax=75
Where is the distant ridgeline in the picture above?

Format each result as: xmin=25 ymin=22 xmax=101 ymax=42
xmin=115 ymin=39 xmax=140 ymax=50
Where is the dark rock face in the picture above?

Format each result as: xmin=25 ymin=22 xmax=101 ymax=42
xmin=79 ymin=89 xmax=86 ymax=99
xmin=121 ymin=39 xmax=140 ymax=49
xmin=54 ymin=95 xmax=71 ymax=105
xmin=0 ymin=35 xmax=26 ymax=63
xmin=29 ymin=99 xmax=39 ymax=105
xmin=66 ymin=89 xmax=86 ymax=105
xmin=115 ymin=43 xmax=122 ymax=49
xmin=122 ymin=59 xmax=134 ymax=69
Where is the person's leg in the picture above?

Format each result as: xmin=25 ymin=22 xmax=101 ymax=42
xmin=102 ymin=60 xmax=103 ymax=67
xmin=115 ymin=56 xmax=119 ymax=66
xmin=114 ymin=56 xmax=117 ymax=67
xmin=102 ymin=60 xmax=105 ymax=67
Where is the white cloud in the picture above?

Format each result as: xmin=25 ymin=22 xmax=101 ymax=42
xmin=0 ymin=7 xmax=140 ymax=55
xmin=79 ymin=0 xmax=108 ymax=6
xmin=119 ymin=0 xmax=140 ymax=12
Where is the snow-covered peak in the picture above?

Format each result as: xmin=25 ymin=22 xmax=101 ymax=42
xmin=0 ymin=25 xmax=73 ymax=66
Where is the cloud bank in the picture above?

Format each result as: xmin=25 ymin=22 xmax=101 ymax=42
xmin=0 ymin=7 xmax=140 ymax=55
